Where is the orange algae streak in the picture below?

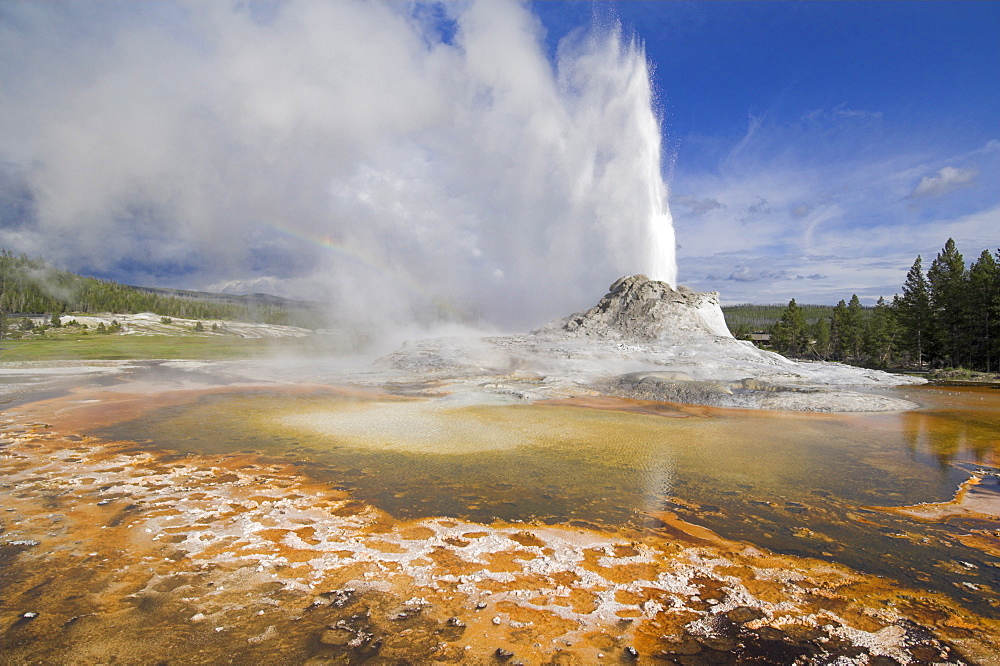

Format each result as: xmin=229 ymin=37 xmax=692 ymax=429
xmin=955 ymin=531 xmax=1000 ymax=559
xmin=10 ymin=381 xmax=397 ymax=434
xmin=643 ymin=509 xmax=730 ymax=546
xmin=873 ymin=472 xmax=1000 ymax=522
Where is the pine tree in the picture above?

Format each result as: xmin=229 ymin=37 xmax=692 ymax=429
xmin=865 ymin=296 xmax=897 ymax=367
xmin=831 ymin=300 xmax=848 ymax=361
xmin=844 ymin=295 xmax=865 ymax=361
xmin=897 ymin=255 xmax=932 ymax=369
xmin=927 ymin=238 xmax=967 ymax=367
xmin=832 ymin=297 xmax=865 ymax=361
xmin=810 ymin=317 xmax=832 ymax=359
xmin=968 ymin=249 xmax=999 ymax=371
xmin=771 ymin=299 xmax=809 ymax=355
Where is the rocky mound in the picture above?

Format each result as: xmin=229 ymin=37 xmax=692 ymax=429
xmin=373 ymin=273 xmax=924 ymax=412
xmin=535 ymin=274 xmax=731 ymax=341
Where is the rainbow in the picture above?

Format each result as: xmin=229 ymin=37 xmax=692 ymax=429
xmin=264 ymin=224 xmax=466 ymax=322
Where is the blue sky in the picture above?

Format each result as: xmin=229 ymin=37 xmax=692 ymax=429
xmin=534 ymin=1 xmax=999 ymax=304
xmin=0 ymin=1 xmax=997 ymax=325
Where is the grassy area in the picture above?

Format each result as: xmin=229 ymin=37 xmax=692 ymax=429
xmin=926 ymin=367 xmax=1000 ymax=383
xmin=0 ymin=334 xmax=322 ymax=361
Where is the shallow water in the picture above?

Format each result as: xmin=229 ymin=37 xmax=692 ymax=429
xmin=94 ymin=383 xmax=1000 ymax=618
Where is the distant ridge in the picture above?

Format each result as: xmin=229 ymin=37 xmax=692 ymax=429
xmin=129 ymin=285 xmax=322 ymax=311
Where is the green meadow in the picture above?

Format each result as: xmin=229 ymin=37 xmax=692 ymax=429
xmin=0 ymin=333 xmax=320 ymax=362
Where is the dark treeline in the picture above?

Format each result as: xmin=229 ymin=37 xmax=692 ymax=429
xmin=0 ymin=250 xmax=322 ymax=331
xmin=723 ymin=303 xmax=843 ymax=333
xmin=758 ymin=239 xmax=1000 ymax=372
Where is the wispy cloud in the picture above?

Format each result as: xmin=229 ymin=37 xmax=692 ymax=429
xmin=726 ymin=266 xmax=758 ymax=282
xmin=907 ymin=166 xmax=978 ymax=199
xmin=674 ymin=196 xmax=724 ymax=216
xmin=726 ymin=267 xmax=826 ymax=283
xmin=738 ymin=197 xmax=771 ymax=225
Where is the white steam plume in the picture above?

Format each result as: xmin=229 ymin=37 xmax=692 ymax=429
xmin=0 ymin=1 xmax=676 ymax=329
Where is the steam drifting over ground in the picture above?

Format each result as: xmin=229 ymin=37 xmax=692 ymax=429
xmin=0 ymin=1 xmax=676 ymax=330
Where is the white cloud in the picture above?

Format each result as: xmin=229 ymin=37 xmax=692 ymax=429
xmin=727 ymin=266 xmax=757 ymax=282
xmin=907 ymin=166 xmax=978 ymax=199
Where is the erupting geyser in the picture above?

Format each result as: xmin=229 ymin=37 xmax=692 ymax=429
xmin=612 ymin=39 xmax=678 ymax=289
xmin=556 ymin=24 xmax=679 ymax=292
xmin=0 ymin=1 xmax=677 ymax=330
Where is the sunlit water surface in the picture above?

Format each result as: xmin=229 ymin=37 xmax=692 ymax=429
xmin=95 ymin=384 xmax=1000 ymax=617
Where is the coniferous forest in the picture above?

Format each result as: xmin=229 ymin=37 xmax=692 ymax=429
xmin=0 ymin=250 xmax=322 ymax=334
xmin=748 ymin=239 xmax=1000 ymax=372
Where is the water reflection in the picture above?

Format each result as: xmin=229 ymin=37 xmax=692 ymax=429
xmin=896 ymin=386 xmax=1000 ymax=467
